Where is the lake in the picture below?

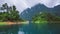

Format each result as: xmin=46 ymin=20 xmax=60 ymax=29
xmin=0 ymin=23 xmax=60 ymax=34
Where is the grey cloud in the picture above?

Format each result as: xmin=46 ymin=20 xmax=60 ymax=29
xmin=0 ymin=0 xmax=60 ymax=13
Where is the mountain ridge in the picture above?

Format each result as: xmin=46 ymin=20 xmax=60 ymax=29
xmin=20 ymin=3 xmax=60 ymax=20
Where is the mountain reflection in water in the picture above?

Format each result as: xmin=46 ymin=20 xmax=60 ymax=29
xmin=0 ymin=23 xmax=60 ymax=34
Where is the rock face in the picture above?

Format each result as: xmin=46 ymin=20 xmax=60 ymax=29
xmin=20 ymin=3 xmax=60 ymax=20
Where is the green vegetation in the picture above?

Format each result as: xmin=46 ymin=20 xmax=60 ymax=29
xmin=32 ymin=12 xmax=48 ymax=23
xmin=32 ymin=12 xmax=60 ymax=23
xmin=0 ymin=3 xmax=24 ymax=22
xmin=0 ymin=22 xmax=7 ymax=26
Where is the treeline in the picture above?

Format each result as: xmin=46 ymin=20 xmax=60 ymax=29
xmin=32 ymin=12 xmax=60 ymax=23
xmin=0 ymin=3 xmax=24 ymax=22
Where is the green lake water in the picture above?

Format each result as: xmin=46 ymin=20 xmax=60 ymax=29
xmin=0 ymin=23 xmax=60 ymax=34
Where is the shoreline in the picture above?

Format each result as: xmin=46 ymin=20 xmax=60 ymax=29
xmin=0 ymin=21 xmax=29 ymax=26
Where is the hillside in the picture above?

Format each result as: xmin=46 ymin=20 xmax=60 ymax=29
xmin=20 ymin=3 xmax=60 ymax=20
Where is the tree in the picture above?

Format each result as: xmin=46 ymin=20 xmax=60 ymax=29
xmin=7 ymin=5 xmax=20 ymax=21
xmin=32 ymin=12 xmax=48 ymax=23
xmin=0 ymin=3 xmax=24 ymax=22
xmin=32 ymin=12 xmax=60 ymax=23
xmin=2 ymin=3 xmax=9 ymax=12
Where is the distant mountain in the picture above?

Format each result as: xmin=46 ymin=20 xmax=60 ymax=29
xmin=20 ymin=3 xmax=60 ymax=20
xmin=53 ymin=5 xmax=60 ymax=16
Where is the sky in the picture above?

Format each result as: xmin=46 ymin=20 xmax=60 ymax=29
xmin=0 ymin=0 xmax=60 ymax=13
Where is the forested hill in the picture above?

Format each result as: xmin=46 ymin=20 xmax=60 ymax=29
xmin=20 ymin=3 xmax=60 ymax=20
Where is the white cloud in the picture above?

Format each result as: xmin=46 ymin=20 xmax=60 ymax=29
xmin=0 ymin=0 xmax=60 ymax=13
xmin=39 ymin=0 xmax=60 ymax=8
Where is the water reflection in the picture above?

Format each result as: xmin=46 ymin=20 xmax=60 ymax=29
xmin=0 ymin=25 xmax=19 ymax=34
xmin=48 ymin=23 xmax=60 ymax=34
xmin=19 ymin=23 xmax=49 ymax=34
xmin=0 ymin=23 xmax=60 ymax=34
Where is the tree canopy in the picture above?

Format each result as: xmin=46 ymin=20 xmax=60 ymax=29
xmin=32 ymin=12 xmax=60 ymax=23
xmin=0 ymin=3 xmax=24 ymax=22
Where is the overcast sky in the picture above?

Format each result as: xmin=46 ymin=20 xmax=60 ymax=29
xmin=0 ymin=0 xmax=60 ymax=13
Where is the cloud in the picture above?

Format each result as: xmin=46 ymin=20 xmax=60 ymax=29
xmin=39 ymin=0 xmax=60 ymax=8
xmin=0 ymin=0 xmax=60 ymax=13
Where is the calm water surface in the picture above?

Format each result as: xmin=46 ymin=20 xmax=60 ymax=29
xmin=0 ymin=23 xmax=60 ymax=34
